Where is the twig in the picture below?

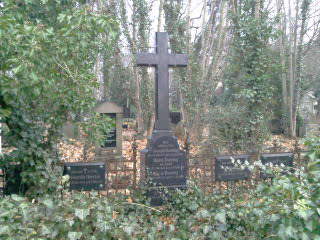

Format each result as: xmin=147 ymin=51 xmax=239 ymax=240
xmin=122 ymin=202 xmax=162 ymax=212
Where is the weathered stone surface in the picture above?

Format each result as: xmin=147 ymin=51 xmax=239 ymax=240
xmin=136 ymin=32 xmax=187 ymax=131
xmin=215 ymin=155 xmax=250 ymax=181
xmin=137 ymin=32 xmax=188 ymax=205
xmin=141 ymin=131 xmax=187 ymax=205
xmin=94 ymin=101 xmax=123 ymax=155
xmin=63 ymin=162 xmax=105 ymax=191
xmin=260 ymin=153 xmax=294 ymax=178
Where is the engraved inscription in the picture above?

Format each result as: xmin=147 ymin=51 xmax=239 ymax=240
xmin=215 ymin=155 xmax=250 ymax=181
xmin=146 ymin=136 xmax=187 ymax=187
xmin=63 ymin=163 xmax=105 ymax=191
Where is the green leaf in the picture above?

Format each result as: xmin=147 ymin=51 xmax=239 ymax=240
xmin=41 ymin=225 xmax=51 ymax=236
xmin=12 ymin=65 xmax=22 ymax=74
xmin=124 ymin=226 xmax=133 ymax=235
xmin=203 ymin=225 xmax=211 ymax=235
xmin=11 ymin=195 xmax=25 ymax=202
xmin=196 ymin=208 xmax=210 ymax=218
xmin=215 ymin=210 xmax=226 ymax=224
xmin=75 ymin=209 xmax=90 ymax=221
xmin=0 ymin=225 xmax=10 ymax=235
xmin=68 ymin=232 xmax=83 ymax=240
xmin=43 ymin=199 xmax=54 ymax=209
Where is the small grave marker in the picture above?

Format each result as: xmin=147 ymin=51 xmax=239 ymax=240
xmin=94 ymin=101 xmax=123 ymax=156
xmin=63 ymin=162 xmax=105 ymax=191
xmin=260 ymin=153 xmax=294 ymax=178
xmin=215 ymin=155 xmax=250 ymax=181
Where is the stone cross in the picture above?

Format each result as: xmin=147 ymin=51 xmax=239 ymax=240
xmin=136 ymin=32 xmax=188 ymax=131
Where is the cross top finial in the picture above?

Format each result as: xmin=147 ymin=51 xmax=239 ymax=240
xmin=136 ymin=32 xmax=188 ymax=131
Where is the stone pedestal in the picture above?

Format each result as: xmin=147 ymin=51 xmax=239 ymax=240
xmin=141 ymin=130 xmax=187 ymax=205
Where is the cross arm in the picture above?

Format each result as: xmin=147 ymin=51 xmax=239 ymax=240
xmin=136 ymin=53 xmax=158 ymax=66
xmin=168 ymin=54 xmax=188 ymax=66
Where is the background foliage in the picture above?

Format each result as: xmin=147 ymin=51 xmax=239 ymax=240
xmin=0 ymin=0 xmax=118 ymax=196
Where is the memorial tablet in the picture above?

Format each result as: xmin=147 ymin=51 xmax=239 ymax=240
xmin=145 ymin=136 xmax=187 ymax=187
xmin=63 ymin=162 xmax=105 ymax=191
xmin=215 ymin=155 xmax=250 ymax=181
xmin=260 ymin=153 xmax=294 ymax=179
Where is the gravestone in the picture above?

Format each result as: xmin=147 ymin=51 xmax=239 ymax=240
xmin=260 ymin=153 xmax=294 ymax=179
xmin=169 ymin=112 xmax=182 ymax=124
xmin=63 ymin=162 xmax=105 ymax=191
xmin=4 ymin=165 xmax=27 ymax=195
xmin=94 ymin=102 xmax=123 ymax=156
xmin=137 ymin=32 xmax=188 ymax=205
xmin=215 ymin=154 xmax=250 ymax=181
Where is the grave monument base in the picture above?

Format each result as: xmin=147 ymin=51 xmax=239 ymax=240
xmin=140 ymin=130 xmax=187 ymax=205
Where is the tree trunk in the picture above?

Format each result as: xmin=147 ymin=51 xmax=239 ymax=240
xmin=292 ymin=0 xmax=311 ymax=137
xmin=277 ymin=0 xmax=289 ymax=135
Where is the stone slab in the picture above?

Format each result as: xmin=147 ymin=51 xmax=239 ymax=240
xmin=215 ymin=154 xmax=250 ymax=181
xmin=63 ymin=162 xmax=105 ymax=191
xmin=260 ymin=153 xmax=294 ymax=179
xmin=140 ymin=131 xmax=187 ymax=205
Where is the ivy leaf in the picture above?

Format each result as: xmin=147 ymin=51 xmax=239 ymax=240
xmin=0 ymin=225 xmax=10 ymax=235
xmin=196 ymin=208 xmax=210 ymax=219
xmin=41 ymin=225 xmax=51 ymax=236
xmin=68 ymin=232 xmax=83 ymax=240
xmin=124 ymin=226 xmax=133 ymax=235
xmin=75 ymin=209 xmax=90 ymax=221
xmin=11 ymin=195 xmax=25 ymax=202
xmin=203 ymin=225 xmax=211 ymax=235
xmin=96 ymin=221 xmax=111 ymax=232
xmin=215 ymin=210 xmax=226 ymax=224
xmin=43 ymin=199 xmax=54 ymax=209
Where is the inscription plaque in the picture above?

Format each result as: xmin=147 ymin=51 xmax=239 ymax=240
xmin=63 ymin=162 xmax=105 ymax=191
xmin=146 ymin=136 xmax=187 ymax=186
xmin=260 ymin=153 xmax=294 ymax=179
xmin=215 ymin=155 xmax=250 ymax=181
xmin=102 ymin=113 xmax=116 ymax=148
xmin=141 ymin=134 xmax=187 ymax=205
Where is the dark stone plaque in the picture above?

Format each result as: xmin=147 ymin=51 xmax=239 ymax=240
xmin=260 ymin=153 xmax=294 ymax=179
xmin=141 ymin=132 xmax=187 ymax=205
xmin=102 ymin=113 xmax=116 ymax=148
xmin=169 ymin=112 xmax=182 ymax=124
xmin=145 ymin=135 xmax=187 ymax=186
xmin=63 ymin=162 xmax=105 ymax=191
xmin=215 ymin=155 xmax=250 ymax=181
xmin=4 ymin=165 xmax=27 ymax=195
